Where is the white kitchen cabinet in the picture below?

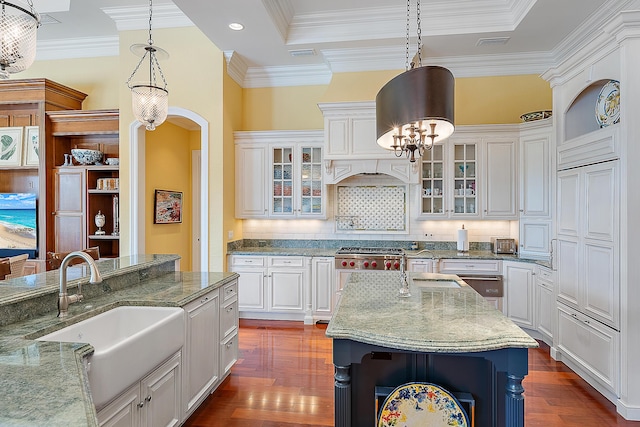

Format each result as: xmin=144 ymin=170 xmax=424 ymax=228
xmin=556 ymin=303 xmax=619 ymax=397
xmin=183 ymin=289 xmax=219 ymax=418
xmin=556 ymin=161 xmax=619 ymax=329
xmin=519 ymin=120 xmax=553 ymax=259
xmin=407 ymin=258 xmax=434 ymax=273
xmin=229 ymin=255 xmax=311 ymax=321
xmin=419 ymin=139 xmax=479 ymax=218
xmin=234 ymin=131 xmax=325 ymax=219
xmin=535 ymin=265 xmax=555 ymax=345
xmin=503 ymin=261 xmax=535 ymax=329
xmin=483 ymin=139 xmax=518 ymax=219
xmin=235 ymin=144 xmax=268 ymax=218
xmin=98 ymin=352 xmax=182 ymax=427
xmin=312 ymin=257 xmax=334 ymax=320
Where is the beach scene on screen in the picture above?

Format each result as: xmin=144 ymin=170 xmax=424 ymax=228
xmin=0 ymin=193 xmax=37 ymax=250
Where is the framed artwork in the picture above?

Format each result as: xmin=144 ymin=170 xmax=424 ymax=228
xmin=154 ymin=189 xmax=183 ymax=224
xmin=23 ymin=126 xmax=39 ymax=166
xmin=0 ymin=127 xmax=24 ymax=166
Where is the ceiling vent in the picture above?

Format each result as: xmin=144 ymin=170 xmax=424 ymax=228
xmin=476 ymin=37 xmax=510 ymax=46
xmin=289 ymin=48 xmax=316 ymax=57
xmin=40 ymin=14 xmax=61 ymax=25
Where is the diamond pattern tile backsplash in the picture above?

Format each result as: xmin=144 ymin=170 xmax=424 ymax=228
xmin=336 ymin=185 xmax=406 ymax=231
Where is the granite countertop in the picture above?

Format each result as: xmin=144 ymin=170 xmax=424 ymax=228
xmin=326 ymin=271 xmax=538 ymax=353
xmin=0 ymin=257 xmax=238 ymax=427
xmin=228 ymin=246 xmax=552 ymax=268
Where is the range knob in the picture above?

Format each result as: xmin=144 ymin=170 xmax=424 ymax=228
xmin=393 ymin=261 xmax=400 ymax=270
xmin=341 ymin=261 xmax=347 ymax=267
xmin=385 ymin=261 xmax=392 ymax=269
xmin=349 ymin=261 xmax=355 ymax=267
xmin=371 ymin=261 xmax=377 ymax=268
xmin=363 ymin=261 xmax=370 ymax=268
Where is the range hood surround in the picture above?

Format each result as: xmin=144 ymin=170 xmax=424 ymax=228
xmin=324 ymin=158 xmax=419 ymax=184
xmin=319 ymin=101 xmax=421 ymax=184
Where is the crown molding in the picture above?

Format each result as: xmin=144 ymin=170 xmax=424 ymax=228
xmin=224 ymin=51 xmax=249 ymax=87
xmin=244 ymin=64 xmax=332 ymax=88
xmin=36 ymin=36 xmax=119 ymax=60
xmin=262 ymin=0 xmax=293 ymax=43
xmin=101 ymin=4 xmax=193 ymax=31
xmin=286 ymin=0 xmax=535 ymax=45
xmin=541 ymin=0 xmax=633 ymax=86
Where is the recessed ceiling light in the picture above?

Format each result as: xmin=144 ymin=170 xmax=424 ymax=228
xmin=228 ymin=22 xmax=244 ymax=31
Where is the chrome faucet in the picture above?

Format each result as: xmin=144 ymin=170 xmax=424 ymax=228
xmin=58 ymin=251 xmax=103 ymax=318
xmin=412 ymin=248 xmax=436 ymax=259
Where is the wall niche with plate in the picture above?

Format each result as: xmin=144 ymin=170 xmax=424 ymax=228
xmin=564 ymin=79 xmax=620 ymax=141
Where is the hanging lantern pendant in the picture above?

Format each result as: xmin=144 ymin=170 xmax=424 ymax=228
xmin=0 ymin=0 xmax=40 ymax=79
xmin=126 ymin=0 xmax=169 ymax=131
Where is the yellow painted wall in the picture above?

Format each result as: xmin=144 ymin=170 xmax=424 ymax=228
xmin=242 ymin=71 xmax=551 ymax=130
xmin=118 ymin=26 xmax=227 ymax=271
xmin=145 ymin=122 xmax=192 ymax=270
xmin=242 ymin=85 xmax=327 ymax=130
xmin=223 ymin=66 xmax=244 ymax=244
xmin=18 ymin=56 xmax=120 ymax=110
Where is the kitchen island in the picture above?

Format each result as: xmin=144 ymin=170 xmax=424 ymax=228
xmin=326 ymin=271 xmax=538 ymax=427
xmin=0 ymin=254 xmax=238 ymax=426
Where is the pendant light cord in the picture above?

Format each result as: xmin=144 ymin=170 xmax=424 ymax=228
xmin=405 ymin=0 xmax=422 ymax=69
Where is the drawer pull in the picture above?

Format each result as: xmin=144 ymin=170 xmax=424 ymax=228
xmin=200 ymin=297 xmax=209 ymax=303
xmin=226 ymin=288 xmax=234 ymax=294
xmin=226 ymin=341 xmax=234 ymax=349
xmin=283 ymin=261 xmax=292 ymax=264
xmin=226 ymin=306 xmax=234 ymax=312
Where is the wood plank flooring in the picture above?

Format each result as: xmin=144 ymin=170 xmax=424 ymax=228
xmin=184 ymin=319 xmax=639 ymax=426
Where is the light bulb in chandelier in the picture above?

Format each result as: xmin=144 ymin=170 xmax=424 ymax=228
xmin=0 ymin=0 xmax=40 ymax=79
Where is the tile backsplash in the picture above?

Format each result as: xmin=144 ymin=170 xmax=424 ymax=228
xmin=336 ymin=185 xmax=406 ymax=232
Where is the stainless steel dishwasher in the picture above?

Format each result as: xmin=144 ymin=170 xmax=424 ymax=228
xmin=458 ymin=274 xmax=504 ymax=311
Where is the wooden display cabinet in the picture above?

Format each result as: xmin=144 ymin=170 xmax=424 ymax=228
xmin=0 ymin=79 xmax=87 ymax=261
xmin=48 ymin=110 xmax=119 ymax=258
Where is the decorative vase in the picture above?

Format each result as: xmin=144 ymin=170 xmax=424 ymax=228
xmin=95 ymin=210 xmax=106 ymax=235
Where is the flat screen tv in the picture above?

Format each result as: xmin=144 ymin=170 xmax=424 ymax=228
xmin=0 ymin=193 xmax=38 ymax=259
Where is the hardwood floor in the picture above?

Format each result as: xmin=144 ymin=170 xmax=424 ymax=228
xmin=184 ymin=319 xmax=639 ymax=426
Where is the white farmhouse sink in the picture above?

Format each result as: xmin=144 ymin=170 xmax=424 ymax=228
xmin=37 ymin=306 xmax=184 ymax=409
xmin=412 ymin=278 xmax=461 ymax=288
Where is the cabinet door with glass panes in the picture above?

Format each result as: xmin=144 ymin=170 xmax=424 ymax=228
xmin=451 ymin=142 xmax=478 ymax=217
xmin=270 ymin=145 xmax=324 ymax=217
xmin=419 ymin=144 xmax=447 ymax=217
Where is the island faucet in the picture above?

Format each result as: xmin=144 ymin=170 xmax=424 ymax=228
xmin=58 ymin=251 xmax=103 ymax=318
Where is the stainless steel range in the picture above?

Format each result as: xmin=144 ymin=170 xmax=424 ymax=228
xmin=334 ymin=247 xmax=405 ymax=271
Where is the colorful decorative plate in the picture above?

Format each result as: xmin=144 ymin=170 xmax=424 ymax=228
xmin=595 ymin=80 xmax=620 ymax=127
xmin=520 ymin=110 xmax=552 ymax=122
xmin=378 ymin=382 xmax=469 ymax=427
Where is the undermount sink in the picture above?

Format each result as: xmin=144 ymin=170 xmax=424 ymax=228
xmin=412 ymin=278 xmax=462 ymax=288
xmin=37 ymin=306 xmax=184 ymax=409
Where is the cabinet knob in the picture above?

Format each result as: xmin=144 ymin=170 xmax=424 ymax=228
xmin=519 ymin=209 xmax=524 ymax=212
xmin=226 ymin=340 xmax=234 ymax=348
xmin=226 ymin=306 xmax=234 ymax=312
xmin=137 ymin=401 xmax=145 ymax=409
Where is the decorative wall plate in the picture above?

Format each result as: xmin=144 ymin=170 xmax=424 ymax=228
xmin=378 ymin=382 xmax=469 ymax=427
xmin=595 ymin=80 xmax=620 ymax=127
xmin=520 ymin=110 xmax=552 ymax=122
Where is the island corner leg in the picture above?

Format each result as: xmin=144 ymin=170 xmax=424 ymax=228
xmin=505 ymin=373 xmax=525 ymax=427
xmin=334 ymin=364 xmax=351 ymax=427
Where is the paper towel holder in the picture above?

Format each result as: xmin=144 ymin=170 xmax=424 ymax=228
xmin=457 ymin=224 xmax=469 ymax=254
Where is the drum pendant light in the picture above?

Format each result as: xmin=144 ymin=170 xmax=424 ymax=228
xmin=126 ymin=0 xmax=169 ymax=131
xmin=376 ymin=0 xmax=454 ymax=162
xmin=0 ymin=0 xmax=40 ymax=79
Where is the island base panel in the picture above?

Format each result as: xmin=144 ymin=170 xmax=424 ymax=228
xmin=332 ymin=340 xmax=528 ymax=427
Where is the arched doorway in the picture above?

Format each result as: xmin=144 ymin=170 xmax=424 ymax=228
xmin=128 ymin=107 xmax=209 ymax=271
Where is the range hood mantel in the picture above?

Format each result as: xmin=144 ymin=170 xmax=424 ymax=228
xmin=324 ymin=158 xmax=419 ymax=184
xmin=319 ymin=101 xmax=421 ymax=184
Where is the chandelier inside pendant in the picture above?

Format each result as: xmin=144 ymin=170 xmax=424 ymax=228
xmin=127 ymin=0 xmax=169 ymax=131
xmin=0 ymin=0 xmax=40 ymax=80
xmin=391 ymin=121 xmax=441 ymax=163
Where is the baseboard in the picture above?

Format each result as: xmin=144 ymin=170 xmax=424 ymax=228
xmin=616 ymin=400 xmax=640 ymax=421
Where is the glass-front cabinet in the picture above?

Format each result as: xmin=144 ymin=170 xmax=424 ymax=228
xmin=419 ymin=140 xmax=479 ymax=218
xmin=452 ymin=143 xmax=477 ymax=215
xmin=270 ymin=144 xmax=324 ymax=217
